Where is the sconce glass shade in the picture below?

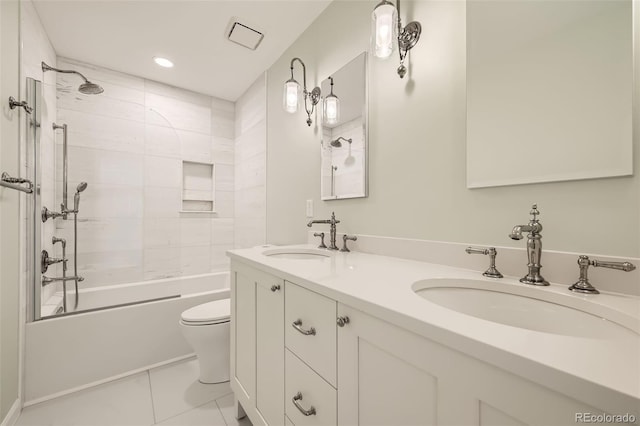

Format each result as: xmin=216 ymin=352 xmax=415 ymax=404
xmin=371 ymin=0 xmax=397 ymax=59
xmin=283 ymin=78 xmax=300 ymax=113
xmin=323 ymin=94 xmax=340 ymax=126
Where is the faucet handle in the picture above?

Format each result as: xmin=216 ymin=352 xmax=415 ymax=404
xmin=569 ymin=255 xmax=636 ymax=294
xmin=340 ymin=235 xmax=357 ymax=252
xmin=313 ymin=232 xmax=327 ymax=249
xmin=465 ymin=246 xmax=503 ymax=278
xmin=529 ymin=204 xmax=539 ymax=221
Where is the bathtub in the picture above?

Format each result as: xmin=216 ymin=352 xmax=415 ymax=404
xmin=24 ymin=272 xmax=229 ymax=405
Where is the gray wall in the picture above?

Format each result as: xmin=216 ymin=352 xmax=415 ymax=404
xmin=266 ymin=0 xmax=639 ymax=258
xmin=1 ymin=0 xmax=22 ymax=420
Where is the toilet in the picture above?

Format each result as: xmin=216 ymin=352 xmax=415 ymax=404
xmin=179 ymin=299 xmax=231 ymax=384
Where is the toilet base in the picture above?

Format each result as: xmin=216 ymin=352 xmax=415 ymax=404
xmin=179 ymin=319 xmax=230 ymax=384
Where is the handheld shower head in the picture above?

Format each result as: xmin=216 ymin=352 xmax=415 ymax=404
xmin=73 ymin=182 xmax=88 ymax=212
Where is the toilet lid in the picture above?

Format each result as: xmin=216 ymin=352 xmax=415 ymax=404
xmin=181 ymin=299 xmax=230 ymax=324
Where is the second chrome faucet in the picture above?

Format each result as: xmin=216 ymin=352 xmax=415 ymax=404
xmin=509 ymin=204 xmax=549 ymax=286
xmin=307 ymin=212 xmax=340 ymax=250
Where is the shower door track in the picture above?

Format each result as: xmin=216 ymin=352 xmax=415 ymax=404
xmin=40 ymin=294 xmax=181 ymax=319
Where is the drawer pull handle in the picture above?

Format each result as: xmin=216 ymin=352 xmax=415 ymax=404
xmin=292 ymin=392 xmax=316 ymax=416
xmin=292 ymin=319 xmax=316 ymax=336
xmin=271 ymin=284 xmax=281 ymax=292
xmin=337 ymin=316 xmax=350 ymax=327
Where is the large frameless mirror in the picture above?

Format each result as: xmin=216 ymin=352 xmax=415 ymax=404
xmin=466 ymin=0 xmax=633 ymax=188
xmin=320 ymin=52 xmax=368 ymax=200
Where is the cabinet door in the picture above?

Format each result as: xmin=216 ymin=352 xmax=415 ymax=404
xmin=233 ymin=271 xmax=256 ymax=403
xmin=337 ymin=305 xmax=441 ymax=426
xmin=256 ymin=274 xmax=285 ymax=426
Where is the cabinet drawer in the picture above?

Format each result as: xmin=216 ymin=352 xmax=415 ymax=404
xmin=285 ymin=349 xmax=336 ymax=426
xmin=285 ymin=282 xmax=336 ymax=385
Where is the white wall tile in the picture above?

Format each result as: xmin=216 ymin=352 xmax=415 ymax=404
xmin=144 ymin=187 xmax=181 ymax=218
xmin=180 ymin=130 xmax=212 ymax=163
xmin=144 ymin=218 xmax=180 ymax=248
xmin=180 ymin=245 xmax=211 ymax=276
xmin=144 ymin=247 xmax=181 ymax=280
xmin=212 ymin=137 xmax=235 ymax=165
xmin=146 ymin=93 xmax=211 ymax=134
xmin=57 ymin=108 xmax=145 ymax=154
xmin=145 ymin=124 xmax=181 ymax=158
xmin=57 ymin=146 xmax=144 ymax=187
xmin=214 ymin=190 xmax=234 ymax=218
xmin=211 ymin=244 xmax=232 ymax=271
xmin=145 ymin=156 xmax=181 ymax=188
xmin=180 ymin=218 xmax=212 ymax=247
xmin=212 ymin=218 xmax=235 ymax=246
xmin=57 ymin=182 xmax=143 ymax=219
xmin=215 ymin=164 xmax=234 ymax=192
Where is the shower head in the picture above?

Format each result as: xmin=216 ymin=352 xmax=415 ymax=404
xmin=330 ymin=137 xmax=352 ymax=148
xmin=42 ymin=62 xmax=104 ymax=95
xmin=79 ymin=82 xmax=104 ymax=95
xmin=76 ymin=182 xmax=88 ymax=193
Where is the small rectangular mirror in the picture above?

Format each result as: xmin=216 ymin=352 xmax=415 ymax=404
xmin=466 ymin=0 xmax=633 ymax=188
xmin=320 ymin=52 xmax=368 ymax=200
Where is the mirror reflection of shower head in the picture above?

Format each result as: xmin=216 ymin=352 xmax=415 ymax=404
xmin=73 ymin=182 xmax=88 ymax=211
xmin=42 ymin=62 xmax=104 ymax=95
xmin=330 ymin=137 xmax=352 ymax=148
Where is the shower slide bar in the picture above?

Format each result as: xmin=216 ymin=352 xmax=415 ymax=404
xmin=1 ymin=172 xmax=33 ymax=193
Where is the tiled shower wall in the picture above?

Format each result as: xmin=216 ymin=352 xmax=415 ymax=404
xmin=51 ymin=58 xmax=235 ymax=289
xmin=234 ymin=74 xmax=266 ymax=248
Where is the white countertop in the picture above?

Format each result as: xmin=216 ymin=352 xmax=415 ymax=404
xmin=228 ymin=244 xmax=640 ymax=411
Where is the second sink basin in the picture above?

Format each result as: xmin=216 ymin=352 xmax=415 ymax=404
xmin=413 ymin=278 xmax=637 ymax=339
xmin=262 ymin=247 xmax=331 ymax=260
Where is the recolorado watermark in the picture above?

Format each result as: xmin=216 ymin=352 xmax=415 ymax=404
xmin=575 ymin=413 xmax=636 ymax=424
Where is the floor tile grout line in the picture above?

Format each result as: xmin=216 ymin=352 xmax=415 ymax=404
xmin=147 ymin=370 xmax=158 ymax=425
xmin=152 ymin=392 xmax=231 ymax=426
xmin=214 ymin=399 xmax=229 ymax=426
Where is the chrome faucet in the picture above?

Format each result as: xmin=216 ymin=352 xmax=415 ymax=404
xmin=307 ymin=212 xmax=340 ymax=250
xmin=509 ymin=204 xmax=549 ymax=286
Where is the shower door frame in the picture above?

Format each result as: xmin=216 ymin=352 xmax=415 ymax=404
xmin=26 ymin=77 xmax=43 ymax=322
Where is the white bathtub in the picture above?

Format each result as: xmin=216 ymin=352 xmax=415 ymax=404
xmin=24 ymin=272 xmax=229 ymax=405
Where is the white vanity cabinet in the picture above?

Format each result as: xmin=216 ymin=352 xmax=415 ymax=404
xmin=336 ymin=305 xmax=608 ymax=426
xmin=231 ymin=260 xmax=631 ymax=426
xmin=231 ymin=264 xmax=285 ymax=426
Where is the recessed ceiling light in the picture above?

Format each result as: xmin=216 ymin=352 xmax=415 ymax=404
xmin=153 ymin=57 xmax=174 ymax=68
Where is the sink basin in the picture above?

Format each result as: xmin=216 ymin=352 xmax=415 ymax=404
xmin=413 ymin=278 xmax=637 ymax=339
xmin=262 ymin=248 xmax=331 ymax=260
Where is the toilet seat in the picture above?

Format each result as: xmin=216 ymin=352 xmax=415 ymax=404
xmin=181 ymin=299 xmax=230 ymax=326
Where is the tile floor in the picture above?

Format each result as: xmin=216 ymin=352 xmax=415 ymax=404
xmin=16 ymin=357 xmax=252 ymax=426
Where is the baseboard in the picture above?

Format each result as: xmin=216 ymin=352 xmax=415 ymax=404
xmin=0 ymin=399 xmax=21 ymax=426
xmin=23 ymin=353 xmax=195 ymax=407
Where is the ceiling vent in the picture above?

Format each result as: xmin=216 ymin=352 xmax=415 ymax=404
xmin=227 ymin=20 xmax=264 ymax=50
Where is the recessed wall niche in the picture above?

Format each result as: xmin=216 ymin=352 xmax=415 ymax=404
xmin=182 ymin=161 xmax=215 ymax=212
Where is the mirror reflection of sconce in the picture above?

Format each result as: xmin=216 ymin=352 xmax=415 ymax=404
xmin=323 ymin=77 xmax=340 ymax=126
xmin=371 ymin=0 xmax=421 ymax=78
xmin=283 ymin=57 xmax=321 ymax=126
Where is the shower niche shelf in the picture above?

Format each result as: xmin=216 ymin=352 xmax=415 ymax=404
xmin=181 ymin=161 xmax=215 ymax=213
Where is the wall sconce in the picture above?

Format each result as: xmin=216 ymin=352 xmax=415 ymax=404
xmin=371 ymin=0 xmax=421 ymax=78
xmin=283 ymin=57 xmax=321 ymax=126
xmin=323 ymin=77 xmax=340 ymax=126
